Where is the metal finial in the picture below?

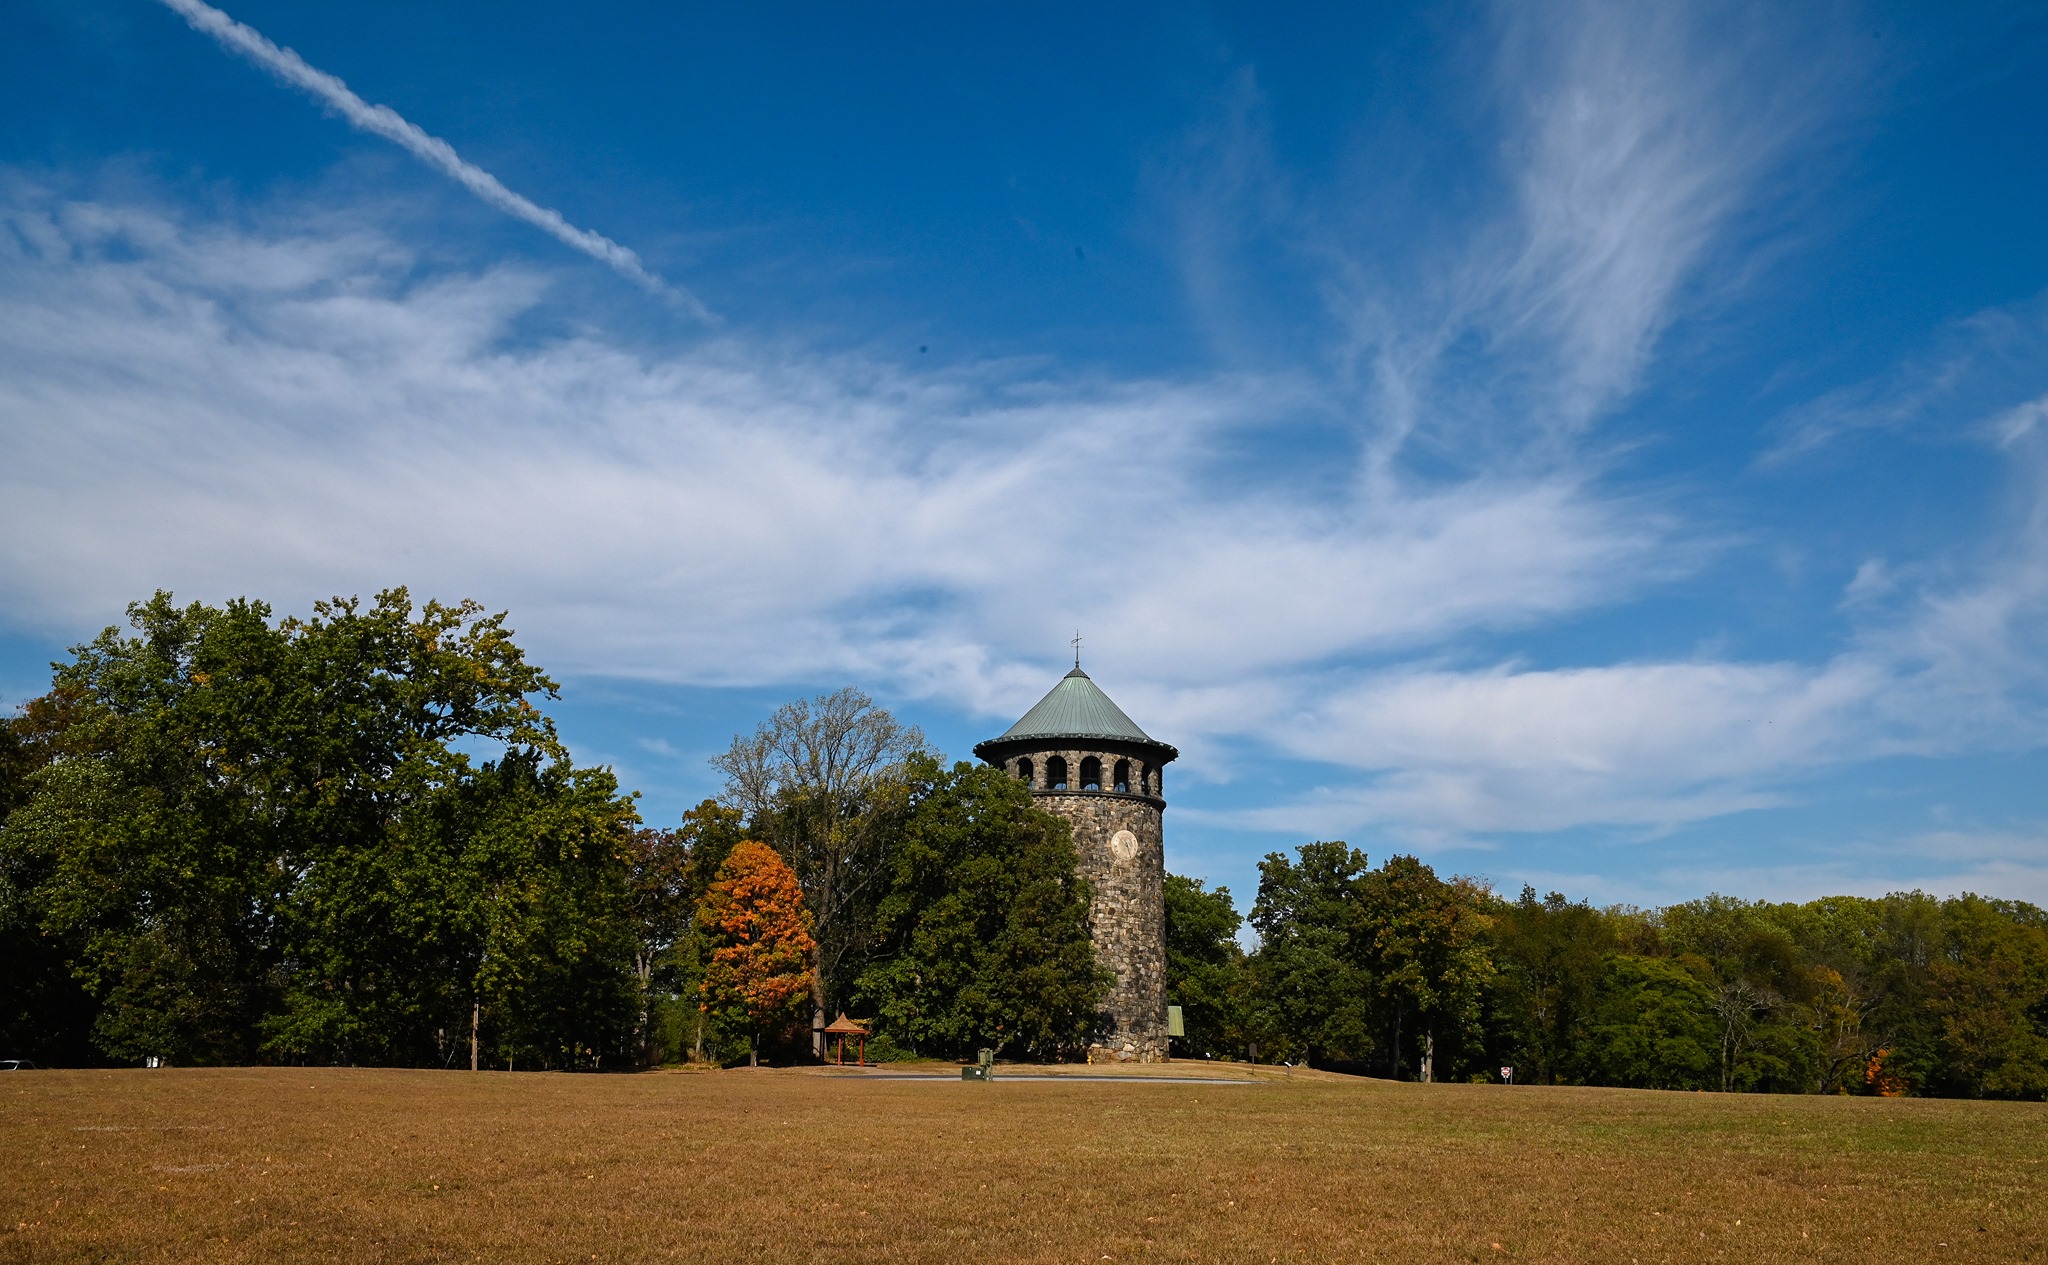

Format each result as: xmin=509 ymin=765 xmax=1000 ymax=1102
xmin=1071 ymin=630 xmax=1082 ymax=670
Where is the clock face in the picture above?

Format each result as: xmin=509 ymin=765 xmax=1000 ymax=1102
xmin=1110 ymin=829 xmax=1140 ymax=862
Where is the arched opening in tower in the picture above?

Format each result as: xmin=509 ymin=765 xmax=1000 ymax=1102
xmin=1016 ymin=757 xmax=1034 ymax=787
xmin=1046 ymin=755 xmax=1068 ymax=791
xmin=1113 ymin=759 xmax=1130 ymax=793
xmin=1079 ymin=756 xmax=1102 ymax=791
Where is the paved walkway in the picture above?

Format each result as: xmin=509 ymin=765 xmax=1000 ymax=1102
xmin=843 ymin=1073 xmax=1255 ymax=1083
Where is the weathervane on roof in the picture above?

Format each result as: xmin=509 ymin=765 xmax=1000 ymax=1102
xmin=1072 ymin=630 xmax=1083 ymax=670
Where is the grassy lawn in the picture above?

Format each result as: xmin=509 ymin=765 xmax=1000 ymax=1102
xmin=4 ymin=1064 xmax=2044 ymax=1263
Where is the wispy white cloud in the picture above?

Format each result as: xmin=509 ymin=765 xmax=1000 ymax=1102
xmin=1217 ymin=402 xmax=2048 ymax=844
xmin=1283 ymin=0 xmax=1859 ymax=475
xmin=1224 ymin=660 xmax=1867 ymax=839
xmin=1766 ymin=292 xmax=2048 ymax=462
xmin=1481 ymin=1 xmax=1846 ymax=429
xmin=151 ymin=0 xmax=709 ymax=319
xmin=0 ymin=178 xmax=1661 ymax=734
xmin=1993 ymin=396 xmax=2048 ymax=446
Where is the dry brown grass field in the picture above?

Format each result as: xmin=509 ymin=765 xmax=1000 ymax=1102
xmin=4 ymin=1063 xmax=2043 ymax=1264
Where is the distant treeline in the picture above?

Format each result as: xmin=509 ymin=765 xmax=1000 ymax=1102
xmin=1167 ymin=849 xmax=2048 ymax=1099
xmin=3 ymin=593 xmax=2044 ymax=1099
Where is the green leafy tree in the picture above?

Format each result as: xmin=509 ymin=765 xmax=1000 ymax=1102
xmin=1248 ymin=846 xmax=1493 ymax=1077
xmin=0 ymin=687 xmax=104 ymax=1065
xmin=855 ymin=757 xmax=1106 ymax=1060
xmin=1579 ymin=955 xmax=1719 ymax=1090
xmin=624 ymin=824 xmax=688 ymax=1062
xmin=256 ymin=748 xmax=640 ymax=1070
xmin=1800 ymin=964 xmax=1879 ymax=1094
xmin=443 ymin=753 xmax=640 ymax=1071
xmin=1356 ymin=855 xmax=1495 ymax=1081
xmin=1853 ymin=891 xmax=1947 ymax=1093
xmin=1924 ymin=896 xmax=2048 ymax=1099
xmin=647 ymin=800 xmax=747 ymax=1064
xmin=0 ymin=589 xmax=640 ymax=1068
xmin=1247 ymin=842 xmax=1376 ymax=1064
xmin=1164 ymin=874 xmax=1246 ymax=1058
xmin=1491 ymin=887 xmax=1615 ymax=1084
xmin=1777 ymin=897 xmax=1893 ymax=1093
xmin=6 ymin=596 xmax=306 ymax=1062
xmin=1661 ymin=897 xmax=1828 ymax=1092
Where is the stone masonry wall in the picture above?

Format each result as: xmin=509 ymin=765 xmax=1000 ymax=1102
xmin=1033 ymin=754 xmax=1169 ymax=1062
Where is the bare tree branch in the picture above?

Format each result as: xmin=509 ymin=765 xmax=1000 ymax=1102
xmin=712 ymin=688 xmax=926 ymax=1056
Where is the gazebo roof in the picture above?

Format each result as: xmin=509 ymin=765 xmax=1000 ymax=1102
xmin=822 ymin=1013 xmax=868 ymax=1035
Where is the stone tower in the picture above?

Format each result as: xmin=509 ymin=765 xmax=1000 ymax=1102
xmin=974 ymin=667 xmax=1178 ymax=1062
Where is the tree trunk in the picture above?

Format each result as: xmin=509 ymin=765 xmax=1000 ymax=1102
xmin=802 ymin=912 xmax=827 ymax=1056
xmin=691 ymin=1007 xmax=705 ymax=1063
xmin=749 ymin=1032 xmax=759 ymax=1068
xmin=1391 ymin=1004 xmax=1403 ymax=1080
xmin=634 ymin=953 xmax=652 ymax=1067
xmin=799 ymin=827 xmax=838 ymax=1064
xmin=1421 ymin=1031 xmax=1435 ymax=1084
xmin=470 ymin=999 xmax=479 ymax=1073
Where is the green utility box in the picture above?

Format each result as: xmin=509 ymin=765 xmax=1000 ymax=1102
xmin=961 ymin=1065 xmax=990 ymax=1081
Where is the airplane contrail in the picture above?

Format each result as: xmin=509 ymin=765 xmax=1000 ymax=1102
xmin=154 ymin=0 xmax=714 ymax=321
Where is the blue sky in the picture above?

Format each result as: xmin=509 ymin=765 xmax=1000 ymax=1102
xmin=3 ymin=0 xmax=2047 ymax=913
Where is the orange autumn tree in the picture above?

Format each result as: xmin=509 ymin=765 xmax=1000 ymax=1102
xmin=696 ymin=840 xmax=816 ymax=1066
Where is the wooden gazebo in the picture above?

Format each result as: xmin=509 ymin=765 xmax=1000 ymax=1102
xmin=823 ymin=1013 xmax=870 ymax=1066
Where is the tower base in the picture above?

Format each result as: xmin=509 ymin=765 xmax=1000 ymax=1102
xmin=1087 ymin=1034 xmax=1170 ymax=1064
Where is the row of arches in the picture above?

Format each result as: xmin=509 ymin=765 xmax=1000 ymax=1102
xmin=1013 ymin=755 xmax=1159 ymax=797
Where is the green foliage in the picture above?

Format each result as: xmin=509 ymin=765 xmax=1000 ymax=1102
xmin=1577 ymin=955 xmax=1719 ymax=1090
xmin=860 ymin=1030 xmax=921 ymax=1062
xmin=634 ymin=800 xmax=746 ymax=1064
xmin=854 ymin=757 xmax=1107 ymax=1060
xmin=1163 ymin=874 xmax=1246 ymax=1058
xmin=1924 ymin=896 xmax=2048 ymax=1099
xmin=1247 ymin=842 xmax=1377 ymax=1064
xmin=1238 ymin=840 xmax=2048 ymax=1098
xmin=1357 ymin=854 xmax=1495 ymax=1079
xmin=1248 ymin=844 xmax=1493 ymax=1077
xmin=0 ymin=590 xmax=640 ymax=1068
xmin=1642 ymin=892 xmax=2048 ymax=1098
xmin=1491 ymin=887 xmax=1613 ymax=1084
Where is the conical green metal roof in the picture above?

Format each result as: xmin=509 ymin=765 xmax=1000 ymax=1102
xmin=989 ymin=668 xmax=1165 ymax=747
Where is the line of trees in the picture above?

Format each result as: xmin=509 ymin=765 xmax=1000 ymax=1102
xmin=0 ymin=591 xmax=643 ymax=1070
xmin=5 ymin=592 xmax=2044 ymax=1097
xmin=0 ymin=594 xmax=1105 ymax=1069
xmin=1163 ymin=845 xmax=2048 ymax=1099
